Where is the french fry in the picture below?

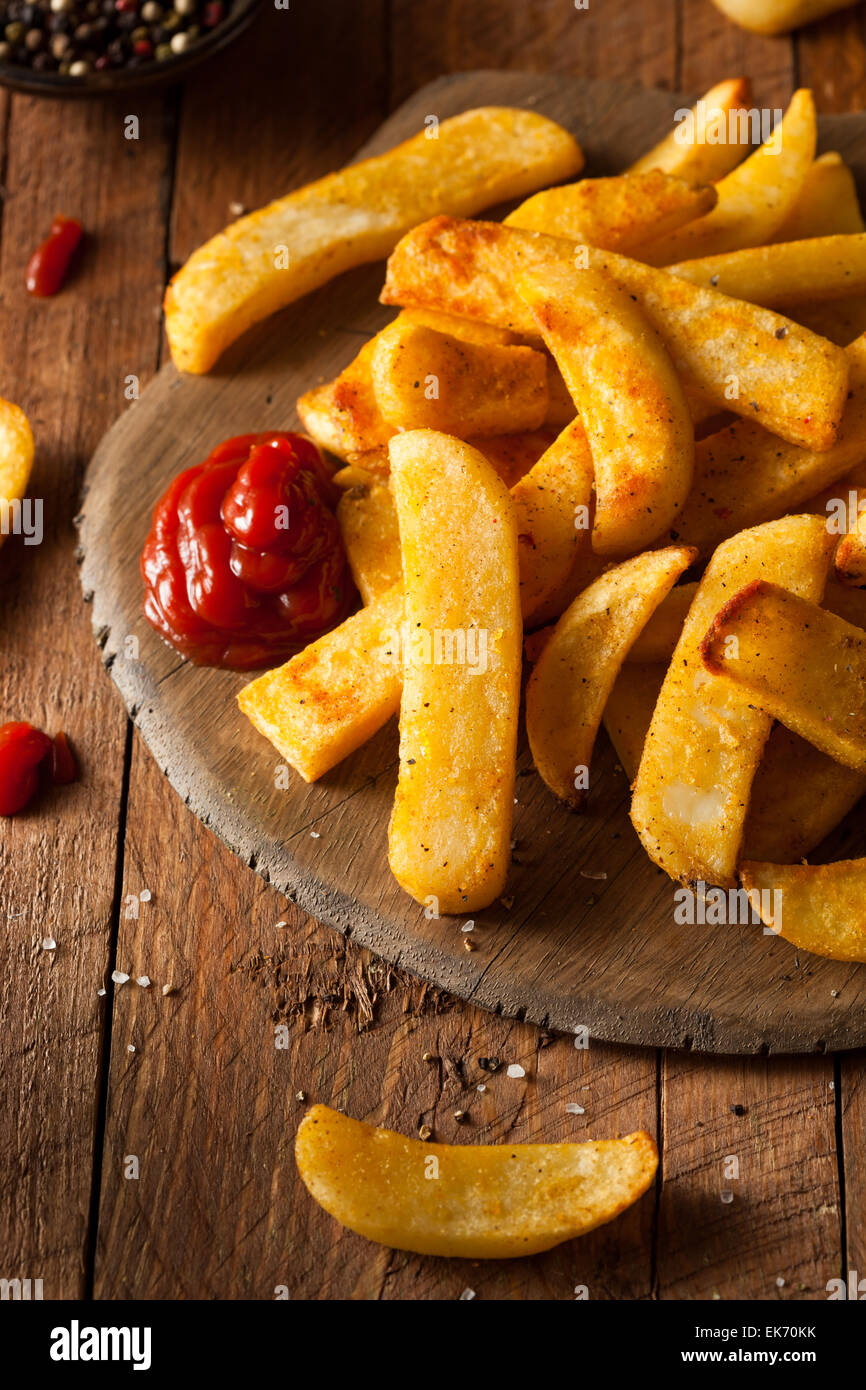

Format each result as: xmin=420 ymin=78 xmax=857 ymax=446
xmin=506 ymin=170 xmax=717 ymax=250
xmin=528 ymin=547 xmax=695 ymax=808
xmin=664 ymin=334 xmax=866 ymax=556
xmin=638 ymin=90 xmax=817 ymax=264
xmin=165 ymin=106 xmax=583 ymax=374
xmin=381 ymin=217 xmax=848 ymax=450
xmin=627 ymin=78 xmax=754 ymax=185
xmin=667 ymin=234 xmax=866 ymax=309
xmin=237 ymin=581 xmax=404 ymax=783
xmin=518 ymin=263 xmax=694 ymax=553
xmin=388 ymin=431 xmax=521 ymax=913
xmin=604 ymin=660 xmax=866 ymax=861
xmin=511 ymin=420 xmax=595 ymax=626
xmin=336 ymin=477 xmax=402 ymax=604
xmin=712 ymin=0 xmax=859 ymax=37
xmin=630 ymin=515 xmax=836 ymax=887
xmin=297 ymin=310 xmax=517 ymax=461
xmin=773 ymin=151 xmax=865 ymax=240
xmin=370 ymin=319 xmax=548 ymax=436
xmin=835 ymin=511 xmax=866 ymax=587
xmin=0 ymin=400 xmax=34 ymax=548
xmin=739 ymin=859 xmax=866 ymax=964
xmin=742 ymin=725 xmax=866 ymax=863
xmin=701 ymin=579 xmax=866 ymax=772
xmin=295 ymin=1104 xmax=658 ymax=1259
xmin=625 ymin=583 xmax=698 ymax=664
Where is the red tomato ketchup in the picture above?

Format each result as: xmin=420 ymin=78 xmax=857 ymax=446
xmin=0 ymin=722 xmax=79 ymax=817
xmin=140 ymin=432 xmax=356 ymax=670
xmin=26 ymin=216 xmax=84 ymax=298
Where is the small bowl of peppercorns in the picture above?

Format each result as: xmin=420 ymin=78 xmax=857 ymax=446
xmin=0 ymin=0 xmax=260 ymax=95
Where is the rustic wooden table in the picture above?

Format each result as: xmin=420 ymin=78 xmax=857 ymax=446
xmin=2 ymin=0 xmax=865 ymax=1302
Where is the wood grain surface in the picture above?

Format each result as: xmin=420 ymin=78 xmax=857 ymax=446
xmin=1 ymin=0 xmax=864 ymax=1301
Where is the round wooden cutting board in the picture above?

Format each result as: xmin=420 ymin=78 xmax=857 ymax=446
xmin=78 ymin=71 xmax=866 ymax=1053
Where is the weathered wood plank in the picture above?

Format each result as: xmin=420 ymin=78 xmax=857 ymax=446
xmin=0 ymin=89 xmax=171 ymax=1297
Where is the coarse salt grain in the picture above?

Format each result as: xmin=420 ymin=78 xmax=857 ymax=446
xmin=506 ymin=1063 xmax=526 ymax=1079
xmin=565 ymin=1103 xmax=585 ymax=1115
xmin=111 ymin=971 xmax=130 ymax=985
xmin=139 ymin=889 xmax=152 ymax=902
xmin=310 ymin=831 xmax=321 ymax=839
xmin=461 ymin=921 xmax=474 ymax=932
xmin=97 ymin=988 xmax=106 ymax=997
xmin=459 ymin=1288 xmax=476 ymax=1301
xmin=128 ymin=1044 xmax=136 ymax=1053
xmin=476 ymin=1084 xmax=486 ymax=1093
xmin=136 ymin=976 xmax=151 ymax=988
xmin=42 ymin=937 xmax=57 ymax=951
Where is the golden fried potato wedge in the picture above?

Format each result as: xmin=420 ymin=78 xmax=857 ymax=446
xmin=519 ymin=264 xmax=694 ymax=554
xmin=605 ymin=660 xmax=866 ymax=861
xmin=371 ymin=319 xmax=548 ymax=436
xmin=739 ymin=859 xmax=866 ymax=964
xmin=336 ymin=477 xmax=401 ymax=604
xmin=667 ymin=234 xmax=866 ymax=309
xmin=630 ymin=516 xmax=835 ymax=886
xmin=297 ymin=310 xmax=517 ymax=461
xmin=712 ymin=0 xmax=858 ymax=36
xmin=166 ymin=107 xmax=582 ymax=373
xmin=512 ymin=420 xmax=595 ymax=626
xmin=628 ymin=78 xmax=754 ymax=185
xmin=528 ymin=547 xmax=695 ymax=807
xmin=388 ymin=431 xmax=521 ymax=912
xmin=773 ymin=151 xmax=865 ymax=240
xmin=237 ymin=581 xmax=404 ymax=783
xmin=639 ymin=90 xmax=817 ymax=264
xmin=506 ymin=170 xmax=717 ymax=250
xmin=665 ymin=334 xmax=866 ymax=556
xmin=0 ymin=399 xmax=34 ymax=548
xmin=742 ymin=725 xmax=866 ymax=863
xmin=701 ymin=579 xmax=866 ymax=772
xmin=295 ymin=1104 xmax=658 ymax=1259
xmin=836 ymin=511 xmax=866 ymax=587
xmin=381 ymin=218 xmax=848 ymax=450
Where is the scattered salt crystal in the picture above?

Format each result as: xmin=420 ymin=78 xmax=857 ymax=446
xmin=296 ymin=1090 xmax=306 ymax=1101
xmin=139 ymin=889 xmax=152 ymax=902
xmin=111 ymin=970 xmax=130 ymax=985
xmin=136 ymin=975 xmax=151 ymax=988
xmin=229 ymin=201 xmax=246 ymax=217
xmin=275 ymin=921 xmax=288 ymax=929
xmin=776 ymin=1276 xmax=785 ymax=1288
xmin=41 ymin=937 xmax=57 ymax=951
xmin=162 ymin=983 xmax=175 ymax=996
xmin=476 ymin=1084 xmax=486 ymax=1093
xmin=310 ymin=831 xmax=321 ymax=839
xmin=831 ymin=989 xmax=839 ymax=998
xmin=459 ymin=1288 xmax=476 ymax=1301
xmin=127 ymin=1044 xmax=136 ymax=1053
xmin=97 ymin=988 xmax=106 ymax=997
xmin=506 ymin=1063 xmax=526 ymax=1079
xmin=461 ymin=921 xmax=475 ymax=933
xmin=565 ymin=1103 xmax=585 ymax=1115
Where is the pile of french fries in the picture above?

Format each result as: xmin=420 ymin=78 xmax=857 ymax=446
xmin=167 ymin=80 xmax=866 ymax=965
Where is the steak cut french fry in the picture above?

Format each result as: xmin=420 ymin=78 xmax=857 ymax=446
xmin=700 ymin=579 xmax=866 ymax=772
xmin=638 ymin=90 xmax=817 ymax=264
xmin=295 ymin=1104 xmax=658 ymax=1259
xmin=297 ymin=310 xmax=517 ymax=461
xmin=165 ymin=106 xmax=583 ymax=374
xmin=627 ymin=78 xmax=754 ymax=185
xmin=511 ymin=420 xmax=595 ymax=625
xmin=667 ymin=234 xmax=866 ymax=309
xmin=0 ymin=399 xmax=34 ymax=548
xmin=773 ymin=151 xmax=865 ymax=240
xmin=739 ymin=859 xmax=866 ymax=964
xmin=604 ymin=661 xmax=866 ymax=861
xmin=336 ymin=477 xmax=402 ymax=604
xmin=518 ymin=263 xmax=694 ymax=554
xmin=835 ymin=512 xmax=866 ymax=588
xmin=506 ymin=170 xmax=717 ymax=250
xmin=630 ymin=515 xmax=836 ymax=887
xmin=665 ymin=334 xmax=866 ymax=556
xmin=381 ymin=217 xmax=849 ymax=450
xmin=370 ymin=319 xmax=548 ymax=436
xmin=528 ymin=547 xmax=696 ymax=808
xmin=388 ymin=431 xmax=521 ymax=913
xmin=237 ymin=581 xmax=404 ymax=783
xmin=712 ymin=0 xmax=859 ymax=36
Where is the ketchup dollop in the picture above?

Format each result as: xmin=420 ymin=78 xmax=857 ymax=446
xmin=140 ymin=432 xmax=356 ymax=670
xmin=0 ymin=722 xmax=79 ymax=817
xmin=26 ymin=216 xmax=83 ymax=298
